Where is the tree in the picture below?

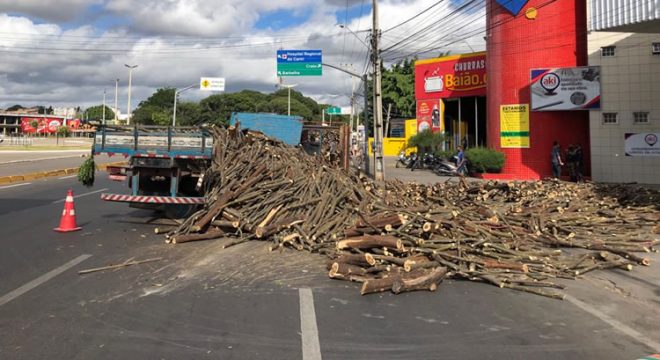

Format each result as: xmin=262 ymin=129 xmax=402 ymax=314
xmin=267 ymin=97 xmax=313 ymax=120
xmin=199 ymin=90 xmax=269 ymax=125
xmin=270 ymin=89 xmax=322 ymax=119
xmin=381 ymin=58 xmax=416 ymax=119
xmin=132 ymin=88 xmax=175 ymax=125
xmin=46 ymin=106 xmax=54 ymax=115
xmin=84 ymin=105 xmax=115 ymax=121
xmin=175 ymin=102 xmax=201 ymax=126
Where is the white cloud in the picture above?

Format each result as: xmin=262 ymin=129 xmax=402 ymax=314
xmin=0 ymin=0 xmax=101 ymax=22
xmin=0 ymin=0 xmax=485 ymax=112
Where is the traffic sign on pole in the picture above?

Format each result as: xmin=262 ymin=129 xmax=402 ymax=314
xmin=325 ymin=106 xmax=341 ymax=115
xmin=277 ymin=50 xmax=322 ymax=77
xmin=200 ymin=77 xmax=225 ymax=91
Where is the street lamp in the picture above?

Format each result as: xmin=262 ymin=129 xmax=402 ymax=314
xmin=337 ymin=24 xmax=370 ymax=49
xmin=172 ymin=83 xmax=197 ymax=127
xmin=124 ymin=64 xmax=138 ymax=125
xmin=102 ymin=88 xmax=106 ymax=125
xmin=279 ymin=84 xmax=297 ymax=116
xmin=114 ymin=78 xmax=119 ymax=123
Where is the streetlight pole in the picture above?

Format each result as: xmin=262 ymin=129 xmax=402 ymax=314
xmin=125 ymin=64 xmax=138 ymax=125
xmin=172 ymin=83 xmax=197 ymax=127
xmin=114 ymin=78 xmax=119 ymax=122
xmin=102 ymin=89 xmax=106 ymax=125
xmin=372 ymin=0 xmax=385 ymax=181
xmin=279 ymin=84 xmax=297 ymax=116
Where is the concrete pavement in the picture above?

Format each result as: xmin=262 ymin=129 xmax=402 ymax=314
xmin=0 ymin=175 xmax=658 ymax=359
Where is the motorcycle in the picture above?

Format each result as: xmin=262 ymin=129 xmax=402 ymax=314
xmin=395 ymin=151 xmax=413 ymax=168
xmin=433 ymin=155 xmax=460 ymax=176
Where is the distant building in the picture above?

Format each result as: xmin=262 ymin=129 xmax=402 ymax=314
xmin=588 ymin=32 xmax=660 ymax=184
xmin=53 ymin=107 xmax=77 ymax=118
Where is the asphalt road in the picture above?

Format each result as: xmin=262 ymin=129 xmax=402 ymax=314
xmin=0 ymin=175 xmax=658 ymax=359
xmin=0 ymin=153 xmax=116 ymax=177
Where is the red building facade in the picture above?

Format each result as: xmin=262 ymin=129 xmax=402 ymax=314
xmin=486 ymin=0 xmax=590 ymax=179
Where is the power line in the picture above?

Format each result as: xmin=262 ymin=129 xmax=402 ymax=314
xmin=382 ymin=0 xmax=447 ymax=34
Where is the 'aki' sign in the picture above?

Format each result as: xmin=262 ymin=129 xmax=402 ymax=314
xmin=415 ymin=52 xmax=487 ymax=100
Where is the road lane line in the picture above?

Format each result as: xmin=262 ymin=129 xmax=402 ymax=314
xmin=565 ymin=294 xmax=660 ymax=351
xmin=58 ymin=175 xmax=78 ymax=180
xmin=0 ymin=183 xmax=32 ymax=190
xmin=0 ymin=254 xmax=92 ymax=307
xmin=52 ymin=188 xmax=109 ymax=204
xmin=299 ymin=288 xmax=322 ymax=360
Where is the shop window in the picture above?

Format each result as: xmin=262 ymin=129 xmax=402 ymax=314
xmin=633 ymin=112 xmax=649 ymax=124
xmin=602 ymin=112 xmax=618 ymax=124
xmin=601 ymin=46 xmax=616 ymax=57
xmin=652 ymin=43 xmax=660 ymax=55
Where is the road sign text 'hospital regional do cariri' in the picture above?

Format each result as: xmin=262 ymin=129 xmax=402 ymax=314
xmin=277 ymin=50 xmax=322 ymax=77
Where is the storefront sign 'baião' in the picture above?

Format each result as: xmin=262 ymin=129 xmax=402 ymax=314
xmin=415 ymin=52 xmax=487 ymax=100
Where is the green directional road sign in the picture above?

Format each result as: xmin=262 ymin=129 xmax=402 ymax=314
xmin=325 ymin=106 xmax=341 ymax=115
xmin=277 ymin=63 xmax=322 ymax=76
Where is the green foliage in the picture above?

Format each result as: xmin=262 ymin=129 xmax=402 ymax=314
xmin=407 ymin=130 xmax=445 ymax=154
xmin=132 ymin=88 xmax=175 ymax=125
xmin=175 ymin=101 xmax=201 ymax=126
xmin=272 ymin=89 xmax=322 ymax=117
xmin=132 ymin=104 xmax=170 ymax=126
xmin=77 ymin=156 xmax=95 ymax=187
xmin=56 ymin=125 xmax=70 ymax=136
xmin=382 ymin=58 xmax=416 ymax=118
xmin=84 ymin=105 xmax=115 ymax=121
xmin=132 ymin=87 xmax=332 ymax=127
xmin=268 ymin=97 xmax=313 ymax=120
xmin=199 ymin=90 xmax=266 ymax=125
xmin=434 ymin=149 xmax=457 ymax=161
xmin=465 ymin=147 xmax=506 ymax=173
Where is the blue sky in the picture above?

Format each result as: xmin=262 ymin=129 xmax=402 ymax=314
xmin=0 ymin=0 xmax=485 ymax=109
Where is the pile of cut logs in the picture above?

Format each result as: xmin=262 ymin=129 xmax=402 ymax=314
xmin=163 ymin=126 xmax=659 ymax=298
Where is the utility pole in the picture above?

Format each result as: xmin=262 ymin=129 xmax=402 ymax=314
xmin=102 ymin=89 xmax=106 ymax=125
xmin=114 ymin=79 xmax=119 ymax=123
xmin=363 ymin=73 xmax=369 ymax=174
xmin=372 ymin=0 xmax=385 ymax=181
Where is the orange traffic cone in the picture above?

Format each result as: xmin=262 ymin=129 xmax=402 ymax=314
xmin=54 ymin=189 xmax=82 ymax=232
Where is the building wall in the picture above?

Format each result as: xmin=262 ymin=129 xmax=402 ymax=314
xmin=486 ymin=0 xmax=589 ymax=180
xmin=588 ymin=32 xmax=660 ymax=184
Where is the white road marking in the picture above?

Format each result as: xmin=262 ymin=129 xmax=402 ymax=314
xmin=0 ymin=254 xmax=92 ymax=307
xmin=52 ymin=188 xmax=109 ymax=204
xmin=0 ymin=183 xmax=32 ymax=190
xmin=565 ymin=294 xmax=660 ymax=351
xmin=58 ymin=175 xmax=78 ymax=180
xmin=299 ymin=288 xmax=322 ymax=360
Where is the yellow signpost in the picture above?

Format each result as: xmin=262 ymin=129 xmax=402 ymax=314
xmin=500 ymin=104 xmax=530 ymax=148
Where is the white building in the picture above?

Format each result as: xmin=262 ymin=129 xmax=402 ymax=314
xmin=53 ymin=107 xmax=77 ymax=118
xmin=587 ymin=0 xmax=660 ymax=184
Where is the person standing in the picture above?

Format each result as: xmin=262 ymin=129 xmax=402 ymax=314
xmin=575 ymin=144 xmax=584 ymax=182
xmin=567 ymin=145 xmax=577 ymax=182
xmin=456 ymin=145 xmax=467 ymax=177
xmin=551 ymin=141 xmax=564 ymax=179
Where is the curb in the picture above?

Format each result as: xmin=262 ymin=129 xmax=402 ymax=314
xmin=0 ymin=161 xmax=128 ymax=185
